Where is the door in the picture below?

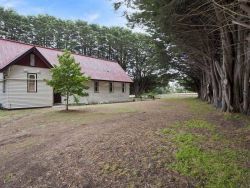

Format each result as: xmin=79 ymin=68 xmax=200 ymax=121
xmin=53 ymin=93 xmax=62 ymax=104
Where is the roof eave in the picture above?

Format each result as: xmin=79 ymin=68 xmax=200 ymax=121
xmin=91 ymin=78 xmax=133 ymax=83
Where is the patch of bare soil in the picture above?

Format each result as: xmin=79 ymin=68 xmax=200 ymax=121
xmin=0 ymin=100 xmax=248 ymax=187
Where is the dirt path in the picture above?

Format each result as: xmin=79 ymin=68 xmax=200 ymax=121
xmin=0 ymin=99 xmax=248 ymax=187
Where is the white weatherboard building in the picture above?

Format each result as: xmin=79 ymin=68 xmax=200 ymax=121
xmin=0 ymin=39 xmax=133 ymax=109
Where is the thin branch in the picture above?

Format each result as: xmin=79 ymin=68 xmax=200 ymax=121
xmin=232 ymin=20 xmax=250 ymax=29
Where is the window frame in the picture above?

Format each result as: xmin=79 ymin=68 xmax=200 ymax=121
xmin=94 ymin=81 xmax=99 ymax=93
xmin=30 ymin=53 xmax=35 ymax=67
xmin=27 ymin=73 xmax=37 ymax=93
xmin=109 ymin=82 xmax=114 ymax=93
xmin=122 ymin=83 xmax=126 ymax=93
xmin=3 ymin=75 xmax=6 ymax=93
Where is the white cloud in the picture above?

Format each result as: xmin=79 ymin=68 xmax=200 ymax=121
xmin=0 ymin=0 xmax=23 ymax=9
xmin=85 ymin=13 xmax=100 ymax=23
xmin=0 ymin=0 xmax=45 ymax=15
xmin=131 ymin=26 xmax=147 ymax=34
xmin=19 ymin=6 xmax=45 ymax=15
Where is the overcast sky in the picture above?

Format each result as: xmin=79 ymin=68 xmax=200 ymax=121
xmin=0 ymin=0 xmax=128 ymax=27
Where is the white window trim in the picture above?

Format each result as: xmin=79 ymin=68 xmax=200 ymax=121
xmin=27 ymin=73 xmax=37 ymax=93
xmin=3 ymin=75 xmax=6 ymax=93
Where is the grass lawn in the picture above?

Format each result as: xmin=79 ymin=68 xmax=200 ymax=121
xmin=0 ymin=96 xmax=249 ymax=187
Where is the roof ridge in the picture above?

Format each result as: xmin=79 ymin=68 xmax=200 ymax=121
xmin=0 ymin=38 xmax=118 ymax=64
xmin=0 ymin=38 xmax=34 ymax=47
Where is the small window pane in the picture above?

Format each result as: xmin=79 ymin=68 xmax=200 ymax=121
xmin=30 ymin=54 xmax=35 ymax=66
xmin=122 ymin=83 xmax=126 ymax=93
xmin=109 ymin=82 xmax=113 ymax=93
xmin=27 ymin=74 xmax=37 ymax=92
xmin=94 ymin=81 xmax=99 ymax=93
xmin=29 ymin=74 xmax=35 ymax=79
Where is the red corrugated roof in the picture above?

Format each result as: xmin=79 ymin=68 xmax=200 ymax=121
xmin=0 ymin=39 xmax=133 ymax=83
xmin=0 ymin=39 xmax=33 ymax=70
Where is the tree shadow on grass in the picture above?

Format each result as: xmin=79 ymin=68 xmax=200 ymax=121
xmin=58 ymin=109 xmax=90 ymax=114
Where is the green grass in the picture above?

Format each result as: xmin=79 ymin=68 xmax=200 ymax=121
xmin=3 ymin=173 xmax=14 ymax=183
xmin=101 ymin=162 xmax=136 ymax=178
xmin=161 ymin=128 xmax=177 ymax=135
xmin=162 ymin=97 xmax=214 ymax=116
xmin=171 ymin=146 xmax=248 ymax=188
xmin=161 ymin=119 xmax=250 ymax=188
xmin=185 ymin=98 xmax=214 ymax=115
xmin=184 ymin=119 xmax=215 ymax=131
xmin=223 ymin=112 xmax=250 ymax=125
xmin=173 ymin=132 xmax=204 ymax=145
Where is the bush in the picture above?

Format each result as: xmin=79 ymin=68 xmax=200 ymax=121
xmin=147 ymin=92 xmax=156 ymax=100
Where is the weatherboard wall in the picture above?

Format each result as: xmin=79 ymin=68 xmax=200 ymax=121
xmin=1 ymin=65 xmax=53 ymax=109
xmin=0 ymin=72 xmax=6 ymax=108
xmin=63 ymin=80 xmax=130 ymax=105
xmin=0 ymin=66 xmax=130 ymax=109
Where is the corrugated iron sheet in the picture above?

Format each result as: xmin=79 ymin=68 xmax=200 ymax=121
xmin=0 ymin=39 xmax=133 ymax=83
xmin=0 ymin=39 xmax=33 ymax=70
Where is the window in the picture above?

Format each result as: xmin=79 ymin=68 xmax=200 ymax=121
xmin=122 ymin=83 xmax=126 ymax=93
xmin=109 ymin=82 xmax=113 ymax=93
xmin=30 ymin=54 xmax=35 ymax=66
xmin=94 ymin=81 xmax=99 ymax=93
xmin=27 ymin=73 xmax=37 ymax=93
xmin=3 ymin=75 xmax=6 ymax=93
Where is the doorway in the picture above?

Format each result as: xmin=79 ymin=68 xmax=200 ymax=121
xmin=53 ymin=93 xmax=62 ymax=104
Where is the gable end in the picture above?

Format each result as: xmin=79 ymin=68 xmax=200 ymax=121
xmin=0 ymin=47 xmax=53 ymax=71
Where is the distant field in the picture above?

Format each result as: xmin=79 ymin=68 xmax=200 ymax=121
xmin=129 ymin=92 xmax=198 ymax=99
xmin=157 ymin=93 xmax=198 ymax=98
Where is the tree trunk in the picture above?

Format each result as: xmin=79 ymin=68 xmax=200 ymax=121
xmin=134 ymin=80 xmax=140 ymax=97
xmin=66 ymin=92 xmax=69 ymax=111
xmin=211 ymin=61 xmax=220 ymax=107
xmin=214 ymin=4 xmax=235 ymax=112
xmin=84 ymin=47 xmax=86 ymax=55
xmin=214 ymin=61 xmax=222 ymax=106
xmin=233 ymin=25 xmax=243 ymax=112
xmin=243 ymin=35 xmax=250 ymax=114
